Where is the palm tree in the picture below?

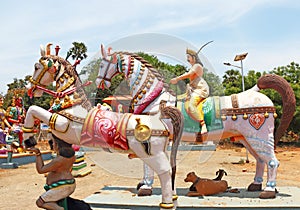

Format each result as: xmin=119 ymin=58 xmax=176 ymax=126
xmin=66 ymin=42 xmax=88 ymax=64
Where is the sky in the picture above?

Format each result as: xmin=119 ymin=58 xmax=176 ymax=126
xmin=0 ymin=0 xmax=299 ymax=94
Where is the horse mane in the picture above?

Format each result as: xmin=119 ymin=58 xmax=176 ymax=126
xmin=46 ymin=55 xmax=81 ymax=83
xmin=43 ymin=55 xmax=92 ymax=111
xmin=117 ymin=52 xmax=176 ymax=96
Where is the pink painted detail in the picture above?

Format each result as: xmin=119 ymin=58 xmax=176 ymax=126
xmin=249 ymin=113 xmax=265 ymax=130
xmin=29 ymin=81 xmax=92 ymax=99
xmin=133 ymin=81 xmax=164 ymax=114
xmin=81 ymin=109 xmax=129 ymax=150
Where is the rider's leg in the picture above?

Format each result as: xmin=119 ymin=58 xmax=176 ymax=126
xmin=189 ymin=95 xmax=207 ymax=134
xmin=36 ymin=196 xmax=64 ymax=210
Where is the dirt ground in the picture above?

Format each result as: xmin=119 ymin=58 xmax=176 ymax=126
xmin=0 ymin=144 xmax=299 ymax=210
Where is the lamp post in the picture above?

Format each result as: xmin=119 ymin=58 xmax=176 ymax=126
xmin=224 ymin=52 xmax=248 ymax=92
xmin=224 ymin=52 xmax=250 ymax=163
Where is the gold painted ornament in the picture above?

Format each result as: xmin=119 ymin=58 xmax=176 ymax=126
xmin=264 ymin=112 xmax=269 ymax=118
xmin=134 ymin=118 xmax=151 ymax=142
xmin=232 ymin=114 xmax=237 ymax=121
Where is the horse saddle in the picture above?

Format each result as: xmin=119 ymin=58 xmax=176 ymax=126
xmin=177 ymin=96 xmax=223 ymax=133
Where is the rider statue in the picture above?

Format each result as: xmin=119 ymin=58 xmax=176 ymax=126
xmin=170 ymin=48 xmax=209 ymax=134
xmin=137 ymin=47 xmax=210 ymax=196
xmin=6 ymin=96 xmax=26 ymax=146
xmin=0 ymin=96 xmax=12 ymax=145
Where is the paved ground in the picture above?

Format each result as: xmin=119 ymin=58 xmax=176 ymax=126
xmin=0 ymin=145 xmax=299 ymax=209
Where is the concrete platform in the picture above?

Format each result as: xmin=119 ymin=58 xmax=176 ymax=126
xmin=84 ymin=186 xmax=300 ymax=209
xmin=0 ymin=151 xmax=52 ymax=166
xmin=167 ymin=143 xmax=216 ymax=151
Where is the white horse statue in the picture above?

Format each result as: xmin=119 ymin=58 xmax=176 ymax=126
xmin=96 ymin=44 xmax=296 ymax=199
xmin=22 ymin=43 xmax=184 ymax=209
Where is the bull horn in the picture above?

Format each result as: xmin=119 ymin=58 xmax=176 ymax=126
xmin=40 ymin=45 xmax=45 ymax=56
xmin=46 ymin=43 xmax=53 ymax=55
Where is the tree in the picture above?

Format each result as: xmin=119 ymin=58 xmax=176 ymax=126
xmin=66 ymin=42 xmax=88 ymax=64
xmin=244 ymin=70 xmax=263 ymax=90
xmin=4 ymin=77 xmax=54 ymax=111
xmin=203 ymin=69 xmax=224 ymax=96
xmin=267 ymin=62 xmax=300 ymax=134
xmin=222 ymin=69 xmax=242 ymax=95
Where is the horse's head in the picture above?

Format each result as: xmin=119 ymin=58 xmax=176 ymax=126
xmin=95 ymin=44 xmax=119 ymax=90
xmin=27 ymin=43 xmax=58 ymax=98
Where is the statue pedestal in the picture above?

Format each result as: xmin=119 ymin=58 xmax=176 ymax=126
xmin=0 ymin=151 xmax=52 ymax=166
xmin=84 ymin=186 xmax=300 ymax=209
xmin=0 ymin=162 xmax=18 ymax=169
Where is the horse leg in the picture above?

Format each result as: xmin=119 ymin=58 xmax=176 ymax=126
xmin=128 ymin=136 xmax=173 ymax=208
xmin=243 ymin=132 xmax=278 ymax=199
xmin=141 ymin=152 xmax=173 ymax=208
xmin=259 ymin=154 xmax=279 ymax=199
xmin=241 ymin=139 xmax=265 ymax=191
xmin=23 ymin=105 xmax=70 ymax=147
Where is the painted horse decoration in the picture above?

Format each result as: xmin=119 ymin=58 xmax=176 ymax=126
xmin=96 ymin=44 xmax=296 ymax=199
xmin=22 ymin=43 xmax=184 ymax=209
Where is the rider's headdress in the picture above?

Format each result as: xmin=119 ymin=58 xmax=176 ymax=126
xmin=186 ymin=40 xmax=214 ymax=56
xmin=186 ymin=48 xmax=197 ymax=56
xmin=186 ymin=41 xmax=214 ymax=66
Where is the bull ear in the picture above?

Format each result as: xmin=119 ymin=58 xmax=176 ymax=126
xmin=101 ymin=44 xmax=107 ymax=58
xmin=40 ymin=45 xmax=45 ymax=56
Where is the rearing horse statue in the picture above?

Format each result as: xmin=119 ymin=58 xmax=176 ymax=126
xmin=96 ymin=44 xmax=296 ymax=199
xmin=22 ymin=44 xmax=184 ymax=209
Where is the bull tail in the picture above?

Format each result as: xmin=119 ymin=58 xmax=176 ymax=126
xmin=257 ymin=74 xmax=296 ymax=145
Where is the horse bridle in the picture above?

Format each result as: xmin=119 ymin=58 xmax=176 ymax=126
xmin=29 ymin=58 xmax=56 ymax=87
xmin=97 ymin=57 xmax=120 ymax=83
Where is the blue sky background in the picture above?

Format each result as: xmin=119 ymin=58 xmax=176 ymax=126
xmin=0 ymin=0 xmax=299 ymax=94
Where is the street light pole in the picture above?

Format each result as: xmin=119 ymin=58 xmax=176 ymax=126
xmin=234 ymin=53 xmax=248 ymax=91
xmin=223 ymin=52 xmax=248 ymax=92
xmin=224 ymin=52 xmax=250 ymax=163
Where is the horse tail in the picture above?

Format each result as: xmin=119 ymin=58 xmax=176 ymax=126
xmin=161 ymin=104 xmax=184 ymax=191
xmin=256 ymin=74 xmax=296 ymax=145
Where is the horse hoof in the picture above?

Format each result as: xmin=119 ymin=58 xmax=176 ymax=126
xmin=196 ymin=132 xmax=203 ymax=142
xmin=24 ymin=136 xmax=37 ymax=148
xmin=159 ymin=202 xmax=174 ymax=209
xmin=136 ymin=181 xmax=145 ymax=190
xmin=137 ymin=185 xmax=152 ymax=196
xmin=247 ymin=183 xmax=262 ymax=191
xmin=172 ymin=194 xmax=178 ymax=200
xmin=259 ymin=190 xmax=276 ymax=199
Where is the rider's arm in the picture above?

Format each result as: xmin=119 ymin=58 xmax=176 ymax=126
xmin=35 ymin=156 xmax=63 ymax=174
xmin=28 ymin=147 xmax=62 ymax=174
xmin=170 ymin=71 xmax=194 ymax=84
xmin=176 ymin=71 xmax=192 ymax=81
